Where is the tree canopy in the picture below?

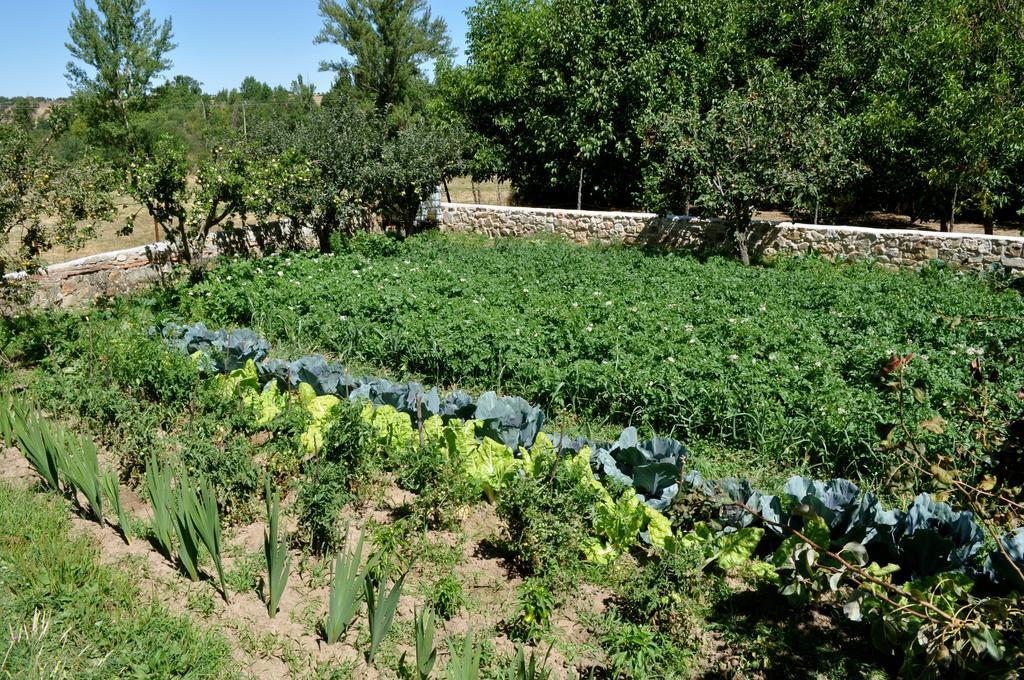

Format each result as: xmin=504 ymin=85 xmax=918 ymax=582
xmin=316 ymin=0 xmax=454 ymax=120
xmin=444 ymin=0 xmax=1024 ymax=234
xmin=65 ymin=0 xmax=176 ymax=155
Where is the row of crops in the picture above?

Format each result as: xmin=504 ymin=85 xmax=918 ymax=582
xmin=154 ymin=322 xmax=1024 ymax=603
xmin=184 ymin=236 xmax=1024 ymax=485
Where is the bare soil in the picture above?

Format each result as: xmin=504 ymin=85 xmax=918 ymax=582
xmin=0 ymin=444 xmax=607 ymax=678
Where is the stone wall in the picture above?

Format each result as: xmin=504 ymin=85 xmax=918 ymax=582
xmin=9 ymin=221 xmax=315 ymax=309
xmin=438 ymin=203 xmax=1024 ymax=275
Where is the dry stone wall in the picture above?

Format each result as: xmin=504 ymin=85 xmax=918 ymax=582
xmin=10 ymin=221 xmax=314 ymax=309
xmin=439 ymin=203 xmax=1024 ymax=275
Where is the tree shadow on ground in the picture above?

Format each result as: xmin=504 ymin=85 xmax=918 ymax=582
xmin=699 ymin=586 xmax=896 ymax=679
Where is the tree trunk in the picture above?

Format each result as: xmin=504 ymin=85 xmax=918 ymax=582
xmin=734 ymin=200 xmax=751 ymax=266
xmin=983 ymin=215 xmax=995 ymax=236
xmin=949 ymin=184 xmax=958 ymax=232
xmin=317 ymin=227 xmax=332 ymax=254
xmin=577 ymin=168 xmax=584 ymax=211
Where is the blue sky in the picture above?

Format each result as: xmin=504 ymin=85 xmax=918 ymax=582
xmin=0 ymin=1 xmax=473 ymax=98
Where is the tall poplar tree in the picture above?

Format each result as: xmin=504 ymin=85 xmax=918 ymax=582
xmin=65 ymin=0 xmax=176 ymax=155
xmin=315 ymin=0 xmax=453 ymax=120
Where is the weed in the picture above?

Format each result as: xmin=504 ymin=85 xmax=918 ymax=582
xmin=428 ymin=574 xmax=466 ymax=621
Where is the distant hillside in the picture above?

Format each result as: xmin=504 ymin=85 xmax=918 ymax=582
xmin=0 ymin=97 xmax=63 ymax=124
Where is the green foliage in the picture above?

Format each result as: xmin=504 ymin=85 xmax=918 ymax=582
xmin=144 ymin=454 xmax=175 ymax=560
xmin=364 ymin=569 xmax=406 ymax=664
xmin=101 ymin=468 xmax=131 ymax=543
xmin=126 ymin=135 xmax=254 ymax=281
xmin=296 ymin=401 xmax=378 ymax=552
xmin=325 ymin=527 xmax=373 ymax=644
xmin=427 ymin=574 xmax=465 ymax=621
xmin=446 ymin=629 xmax=484 ymax=680
xmin=59 ymin=430 xmax=104 ymax=521
xmin=192 ymin=474 xmax=227 ymax=596
xmin=65 ymin=0 xmax=176 ymax=156
xmin=399 ymin=606 xmax=437 ymax=680
xmin=0 ymin=123 xmax=115 ymax=303
xmin=315 ymin=0 xmax=454 ymax=120
xmin=504 ymin=646 xmax=553 ymax=680
xmin=508 ymin=578 xmax=556 ymax=643
xmin=496 ymin=462 xmax=600 ymax=575
xmin=652 ymin=65 xmax=862 ymax=264
xmin=448 ymin=0 xmax=1024 ymax=229
xmin=598 ymin=614 xmax=667 ymax=679
xmin=188 ymin=236 xmax=1024 ymax=485
xmin=263 ymin=475 xmax=291 ymax=617
xmin=0 ymin=482 xmax=232 ymax=677
xmin=13 ymin=407 xmax=64 ymax=492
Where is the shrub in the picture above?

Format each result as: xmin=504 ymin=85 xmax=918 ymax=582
xmin=496 ymin=463 xmax=600 ymax=576
xmin=295 ymin=401 xmax=378 ymax=553
xmin=427 ymin=573 xmax=465 ymax=621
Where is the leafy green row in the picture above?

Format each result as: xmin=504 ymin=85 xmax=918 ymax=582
xmin=182 ymin=236 xmax=1024 ymax=482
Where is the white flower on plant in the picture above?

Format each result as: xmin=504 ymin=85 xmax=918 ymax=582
xmin=728 ymin=354 xmax=739 ymax=361
xmin=666 ymin=356 xmax=675 ymax=363
xmin=276 ymin=271 xmax=283 ymax=277
xmin=966 ymin=347 xmax=984 ymax=356
xmin=340 ymin=315 xmax=347 ymax=321
xmin=815 ymin=361 xmax=822 ymax=367
xmin=759 ymin=303 xmax=767 ymax=312
xmin=604 ymin=300 xmax=612 ymax=306
xmin=585 ymin=324 xmax=594 ymax=332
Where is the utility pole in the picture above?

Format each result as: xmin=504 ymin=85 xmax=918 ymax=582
xmin=242 ymin=100 xmax=248 ymax=138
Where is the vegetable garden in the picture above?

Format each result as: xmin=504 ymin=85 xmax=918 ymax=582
xmin=1 ymin=232 xmax=1023 ymax=678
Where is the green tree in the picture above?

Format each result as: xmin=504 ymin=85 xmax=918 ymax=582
xmin=126 ymin=136 xmax=252 ymax=281
xmin=254 ymin=102 xmax=377 ymax=253
xmin=670 ymin=67 xmax=855 ymax=265
xmin=315 ymin=0 xmax=453 ymax=119
xmin=0 ymin=124 xmax=115 ymax=304
xmin=65 ymin=0 xmax=176 ymax=155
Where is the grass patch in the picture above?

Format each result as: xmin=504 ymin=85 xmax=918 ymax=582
xmin=0 ymin=482 xmax=235 ymax=678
